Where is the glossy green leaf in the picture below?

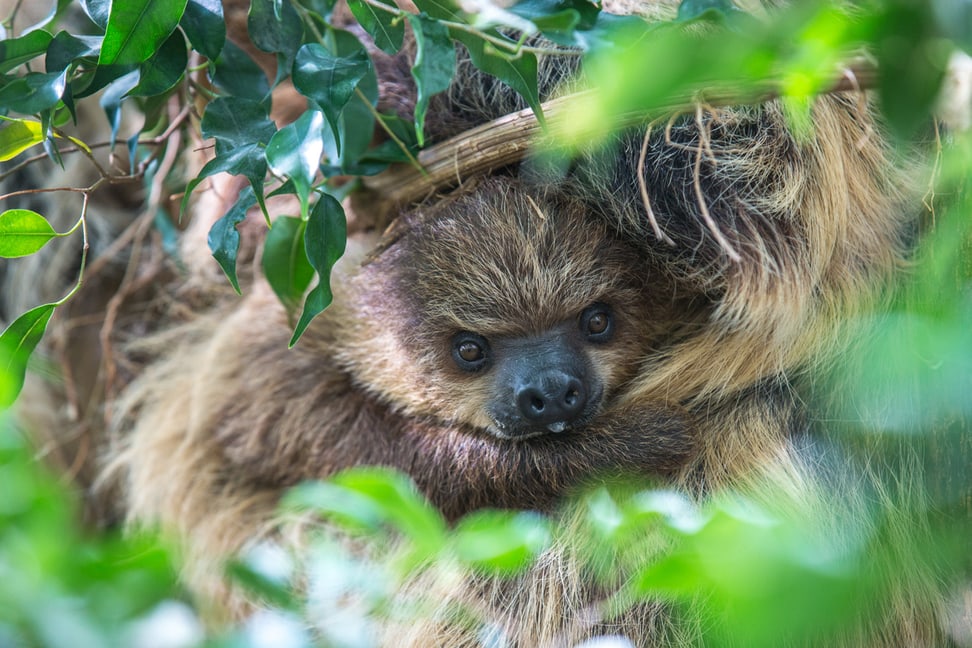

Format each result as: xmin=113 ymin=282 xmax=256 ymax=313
xmin=265 ymin=109 xmax=325 ymax=219
xmin=348 ymin=0 xmax=405 ymax=55
xmin=0 ymin=118 xmax=44 ymax=161
xmin=453 ymin=511 xmax=551 ymax=574
xmin=248 ymin=0 xmax=303 ymax=83
xmin=450 ymin=30 xmax=544 ymax=127
xmin=130 ymin=30 xmax=188 ymax=96
xmin=290 ymin=194 xmax=346 ymax=345
xmin=0 ymin=210 xmax=58 ymax=258
xmin=180 ymin=0 xmax=226 ymax=61
xmin=181 ymin=143 xmax=269 ymax=222
xmin=318 ymin=29 xmax=378 ymax=172
xmin=99 ymin=0 xmax=189 ymax=67
xmin=98 ymin=70 xmax=139 ymax=149
xmin=0 ymin=71 xmax=67 ymax=115
xmin=263 ymin=216 xmax=315 ymax=309
xmin=292 ymin=43 xmax=371 ymax=156
xmin=207 ymin=185 xmax=257 ymax=294
xmin=212 ymin=40 xmax=270 ymax=101
xmin=79 ymin=0 xmax=111 ymax=29
xmin=408 ymin=14 xmax=455 ymax=146
xmin=0 ymin=30 xmax=53 ymax=74
xmin=201 ymin=97 xmax=277 ymax=155
xmin=45 ymin=32 xmax=102 ymax=74
xmin=412 ymin=0 xmax=461 ymax=21
xmin=0 ymin=303 xmax=56 ymax=409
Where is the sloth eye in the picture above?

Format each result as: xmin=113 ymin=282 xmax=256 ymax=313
xmin=580 ymin=303 xmax=614 ymax=342
xmin=452 ymin=332 xmax=491 ymax=372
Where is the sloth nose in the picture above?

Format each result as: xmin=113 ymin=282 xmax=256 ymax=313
xmin=515 ymin=372 xmax=587 ymax=430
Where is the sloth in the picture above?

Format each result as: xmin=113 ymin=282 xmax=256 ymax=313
xmin=4 ymin=0 xmax=955 ymax=644
xmin=110 ymin=175 xmax=699 ymax=618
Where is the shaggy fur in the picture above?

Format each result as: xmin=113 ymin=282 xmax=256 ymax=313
xmin=4 ymin=0 xmax=955 ymax=645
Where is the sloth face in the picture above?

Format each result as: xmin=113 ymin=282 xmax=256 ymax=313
xmin=345 ymin=177 xmax=683 ymax=439
xmin=449 ymin=302 xmax=615 ymax=439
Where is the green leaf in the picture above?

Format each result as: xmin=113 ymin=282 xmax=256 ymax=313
xmin=201 ymin=97 xmax=277 ymax=155
xmin=347 ymin=0 xmax=405 ymax=55
xmin=182 ymin=143 xmax=269 ymax=222
xmin=453 ymin=511 xmax=551 ymax=574
xmin=0 ymin=30 xmax=53 ymax=74
xmin=874 ymin=2 xmax=949 ymax=139
xmin=319 ymin=30 xmax=379 ymax=172
xmin=212 ymin=40 xmax=270 ymax=101
xmin=0 ymin=304 xmax=56 ymax=409
xmin=0 ymin=118 xmax=44 ymax=161
xmin=247 ymin=0 xmax=304 ymax=84
xmin=130 ymin=30 xmax=187 ymax=97
xmin=45 ymin=32 xmax=102 ymax=74
xmin=408 ymin=14 xmax=455 ymax=146
xmin=98 ymin=70 xmax=139 ymax=150
xmin=292 ymin=42 xmax=371 ymax=156
xmin=79 ymin=0 xmax=111 ymax=29
xmin=265 ymin=109 xmax=325 ymax=220
xmin=290 ymin=194 xmax=346 ymax=345
xmin=180 ymin=0 xmax=226 ymax=61
xmin=331 ymin=468 xmax=448 ymax=552
xmin=207 ymin=185 xmax=257 ymax=294
xmin=412 ymin=0 xmax=461 ymax=21
xmin=263 ymin=216 xmax=315 ymax=308
xmin=0 ymin=209 xmax=58 ymax=258
xmin=0 ymin=71 xmax=67 ymax=115
xmin=99 ymin=0 xmax=189 ymax=67
xmin=450 ymin=30 xmax=544 ymax=127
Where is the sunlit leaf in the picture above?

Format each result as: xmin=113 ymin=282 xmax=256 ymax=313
xmin=292 ymin=42 xmax=371 ymax=156
xmin=348 ymin=0 xmax=404 ymax=55
xmin=99 ymin=0 xmax=189 ymax=67
xmin=453 ymin=511 xmax=551 ymax=574
xmin=208 ymin=185 xmax=257 ymax=294
xmin=130 ymin=30 xmax=187 ymax=96
xmin=0 ymin=117 xmax=44 ymax=161
xmin=0 ymin=30 xmax=54 ymax=74
xmin=408 ymin=14 xmax=455 ymax=146
xmin=180 ymin=0 xmax=226 ymax=61
xmin=265 ymin=109 xmax=325 ymax=219
xmin=0 ymin=209 xmax=58 ymax=258
xmin=290 ymin=194 xmax=346 ymax=345
xmin=263 ymin=216 xmax=315 ymax=309
xmin=0 ymin=303 xmax=56 ymax=409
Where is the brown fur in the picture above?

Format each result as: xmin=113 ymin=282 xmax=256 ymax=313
xmin=5 ymin=0 xmax=955 ymax=644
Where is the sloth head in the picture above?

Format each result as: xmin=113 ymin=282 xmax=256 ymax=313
xmin=338 ymin=177 xmax=683 ymax=440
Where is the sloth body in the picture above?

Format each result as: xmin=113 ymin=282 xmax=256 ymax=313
xmin=5 ymin=0 xmax=952 ymax=644
xmin=114 ymin=177 xmax=698 ymax=619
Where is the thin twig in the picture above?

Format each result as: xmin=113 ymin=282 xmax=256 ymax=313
xmin=636 ymin=122 xmax=675 ymax=246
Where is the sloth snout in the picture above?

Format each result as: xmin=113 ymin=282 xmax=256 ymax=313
xmin=515 ymin=371 xmax=588 ymax=430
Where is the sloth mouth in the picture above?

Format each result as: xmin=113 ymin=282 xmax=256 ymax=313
xmin=485 ymin=389 xmax=603 ymax=441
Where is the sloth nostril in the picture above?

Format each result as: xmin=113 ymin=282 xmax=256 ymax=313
xmin=531 ymin=397 xmax=545 ymax=412
xmin=564 ymin=388 xmax=578 ymax=406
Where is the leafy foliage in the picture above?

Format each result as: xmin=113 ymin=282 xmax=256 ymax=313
xmin=1 ymin=0 xmax=971 ymax=645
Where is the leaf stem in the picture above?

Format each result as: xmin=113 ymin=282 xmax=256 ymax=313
xmin=54 ymin=195 xmax=89 ymax=307
xmin=353 ymin=87 xmax=425 ymax=172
